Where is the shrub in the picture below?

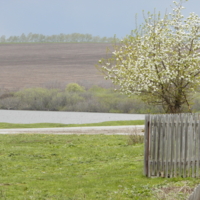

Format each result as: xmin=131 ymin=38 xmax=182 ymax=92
xmin=66 ymin=83 xmax=85 ymax=92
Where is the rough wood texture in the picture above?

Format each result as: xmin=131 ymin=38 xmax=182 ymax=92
xmin=144 ymin=113 xmax=200 ymax=178
xmin=188 ymin=184 xmax=200 ymax=200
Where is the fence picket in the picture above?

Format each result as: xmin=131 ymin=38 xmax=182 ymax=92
xmin=180 ymin=114 xmax=184 ymax=177
xmin=192 ymin=115 xmax=195 ymax=176
xmin=196 ymin=116 xmax=200 ymax=178
xmin=170 ymin=115 xmax=174 ymax=178
xmin=160 ymin=116 xmax=165 ymax=177
xmin=148 ymin=115 xmax=151 ymax=178
xmin=187 ymin=115 xmax=191 ymax=177
xmin=157 ymin=115 xmax=161 ymax=177
xmin=152 ymin=116 xmax=156 ymax=176
xmin=144 ymin=115 xmax=148 ymax=176
xmin=174 ymin=114 xmax=178 ymax=177
xmin=176 ymin=114 xmax=181 ymax=177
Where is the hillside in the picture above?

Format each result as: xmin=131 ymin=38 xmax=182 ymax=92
xmin=0 ymin=43 xmax=113 ymax=90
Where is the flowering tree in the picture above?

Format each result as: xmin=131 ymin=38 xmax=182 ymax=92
xmin=98 ymin=0 xmax=200 ymax=113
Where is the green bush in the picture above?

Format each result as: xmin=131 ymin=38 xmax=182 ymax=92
xmin=66 ymin=83 xmax=85 ymax=92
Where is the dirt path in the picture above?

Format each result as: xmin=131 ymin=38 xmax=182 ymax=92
xmin=0 ymin=125 xmax=144 ymax=135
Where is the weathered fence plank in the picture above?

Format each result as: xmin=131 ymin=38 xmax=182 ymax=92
xmin=196 ymin=118 xmax=200 ymax=178
xmin=188 ymin=184 xmax=200 ymax=200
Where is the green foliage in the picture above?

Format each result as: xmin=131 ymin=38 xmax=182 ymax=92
xmin=15 ymin=88 xmax=60 ymax=110
xmin=0 ymin=83 xmax=162 ymax=113
xmin=0 ymin=134 xmax=198 ymax=199
xmin=66 ymin=83 xmax=85 ymax=92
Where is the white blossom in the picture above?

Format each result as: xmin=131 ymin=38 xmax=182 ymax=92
xmin=99 ymin=0 xmax=200 ymax=113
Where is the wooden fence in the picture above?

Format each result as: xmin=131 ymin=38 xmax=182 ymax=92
xmin=188 ymin=184 xmax=200 ymax=200
xmin=144 ymin=113 xmax=200 ymax=178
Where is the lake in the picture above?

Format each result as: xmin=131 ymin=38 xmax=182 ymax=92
xmin=0 ymin=110 xmax=145 ymax=124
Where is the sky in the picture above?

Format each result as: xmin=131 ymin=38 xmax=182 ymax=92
xmin=0 ymin=0 xmax=200 ymax=39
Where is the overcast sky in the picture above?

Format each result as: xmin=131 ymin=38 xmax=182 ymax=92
xmin=1 ymin=0 xmax=200 ymax=39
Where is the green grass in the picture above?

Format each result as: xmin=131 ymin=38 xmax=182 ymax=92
xmin=0 ymin=120 xmax=144 ymax=129
xmin=0 ymin=134 xmax=198 ymax=199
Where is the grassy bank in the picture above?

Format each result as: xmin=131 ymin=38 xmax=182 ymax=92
xmin=0 ymin=120 xmax=144 ymax=129
xmin=0 ymin=134 xmax=198 ymax=199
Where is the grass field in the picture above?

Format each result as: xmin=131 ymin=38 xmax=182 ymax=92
xmin=0 ymin=134 xmax=198 ymax=200
xmin=0 ymin=120 xmax=144 ymax=129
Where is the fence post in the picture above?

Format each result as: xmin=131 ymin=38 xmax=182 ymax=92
xmin=144 ymin=114 xmax=150 ymax=176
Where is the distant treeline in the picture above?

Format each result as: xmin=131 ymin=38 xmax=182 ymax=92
xmin=0 ymin=33 xmax=119 ymax=43
xmin=0 ymin=83 xmax=162 ymax=114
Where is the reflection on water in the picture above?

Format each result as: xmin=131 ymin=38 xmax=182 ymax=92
xmin=0 ymin=110 xmax=145 ymax=124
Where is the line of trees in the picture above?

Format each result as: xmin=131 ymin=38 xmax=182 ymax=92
xmin=0 ymin=33 xmax=119 ymax=43
xmin=0 ymin=83 xmax=162 ymax=113
xmin=1 ymin=82 xmax=200 ymax=113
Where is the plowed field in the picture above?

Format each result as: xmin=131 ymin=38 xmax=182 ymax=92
xmin=0 ymin=43 xmax=112 ymax=90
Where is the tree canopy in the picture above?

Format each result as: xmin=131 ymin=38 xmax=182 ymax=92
xmin=98 ymin=0 xmax=200 ymax=113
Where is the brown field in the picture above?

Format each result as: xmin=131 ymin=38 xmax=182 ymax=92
xmin=0 ymin=43 xmax=113 ymax=90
